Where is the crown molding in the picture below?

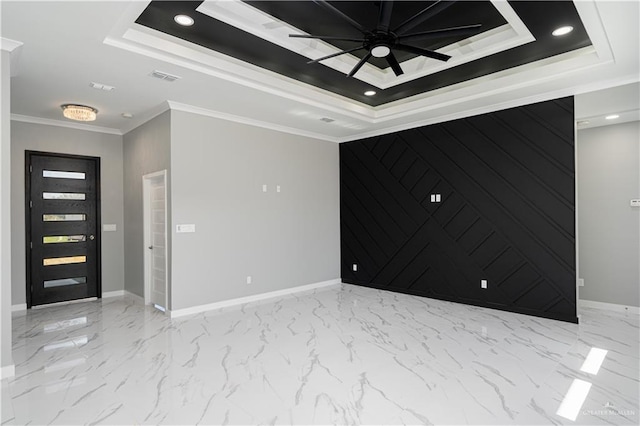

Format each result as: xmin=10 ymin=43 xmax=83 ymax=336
xmin=11 ymin=114 xmax=122 ymax=135
xmin=167 ymin=101 xmax=341 ymax=143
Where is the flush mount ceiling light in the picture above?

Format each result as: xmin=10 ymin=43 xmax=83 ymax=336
xmin=174 ymin=14 xmax=194 ymax=26
xmin=552 ymin=26 xmax=574 ymax=36
xmin=61 ymin=104 xmax=98 ymax=122
xmin=364 ymin=90 xmax=376 ymax=96
xmin=605 ymin=114 xmax=620 ymax=120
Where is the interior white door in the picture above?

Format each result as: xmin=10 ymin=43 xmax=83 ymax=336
xmin=144 ymin=172 xmax=168 ymax=311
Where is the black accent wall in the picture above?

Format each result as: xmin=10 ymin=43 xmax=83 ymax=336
xmin=340 ymin=97 xmax=577 ymax=323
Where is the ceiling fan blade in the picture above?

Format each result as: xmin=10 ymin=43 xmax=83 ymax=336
xmin=313 ymin=0 xmax=368 ymax=35
xmin=377 ymin=0 xmax=394 ymax=33
xmin=395 ymin=44 xmax=451 ymax=62
xmin=386 ymin=52 xmax=404 ymax=76
xmin=392 ymin=0 xmax=456 ymax=36
xmin=397 ymin=24 xmax=482 ymax=43
xmin=308 ymin=46 xmax=365 ymax=64
xmin=347 ymin=52 xmax=373 ymax=77
xmin=289 ymin=34 xmax=365 ymax=43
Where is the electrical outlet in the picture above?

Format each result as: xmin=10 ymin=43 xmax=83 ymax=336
xmin=352 ymin=263 xmax=358 ymax=272
xmin=481 ymin=279 xmax=488 ymax=289
xmin=578 ymin=278 xmax=584 ymax=287
xmin=276 ymin=185 xmax=281 ymax=193
xmin=246 ymin=276 xmax=252 ymax=284
xmin=262 ymin=184 xmax=267 ymax=193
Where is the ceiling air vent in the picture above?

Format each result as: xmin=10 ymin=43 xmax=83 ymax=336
xmin=89 ymin=82 xmax=115 ymax=91
xmin=320 ymin=117 xmax=335 ymax=123
xmin=149 ymin=70 xmax=181 ymax=82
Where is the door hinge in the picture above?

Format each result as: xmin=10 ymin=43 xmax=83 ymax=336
xmin=29 ymin=165 xmax=32 ymax=173
xmin=30 ymin=242 xmax=32 ymax=249
xmin=30 ymin=200 xmax=32 ymax=209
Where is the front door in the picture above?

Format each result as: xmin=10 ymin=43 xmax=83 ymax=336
xmin=26 ymin=151 xmax=101 ymax=307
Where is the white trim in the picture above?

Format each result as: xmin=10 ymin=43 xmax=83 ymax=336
xmin=11 ymin=114 xmax=122 ymax=135
xmin=31 ymin=297 xmax=98 ymax=309
xmin=143 ymin=170 xmax=169 ymax=310
xmin=11 ymin=303 xmax=26 ymax=312
xmin=124 ymin=290 xmax=144 ymax=304
xmin=170 ymin=279 xmax=342 ymax=318
xmin=0 ymin=37 xmax=22 ymax=52
xmin=167 ymin=101 xmax=341 ymax=143
xmin=579 ymin=299 xmax=640 ymax=315
xmin=1 ymin=364 xmax=15 ymax=379
xmin=102 ymin=290 xmax=125 ymax=298
xmin=120 ymin=101 xmax=171 ymax=136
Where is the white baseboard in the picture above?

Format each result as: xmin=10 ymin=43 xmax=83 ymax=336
xmin=1 ymin=364 xmax=15 ymax=379
xmin=124 ymin=290 xmax=144 ymax=304
xmin=102 ymin=290 xmax=125 ymax=298
xmin=579 ymin=299 xmax=640 ymax=315
xmin=170 ymin=279 xmax=342 ymax=318
xmin=11 ymin=303 xmax=26 ymax=312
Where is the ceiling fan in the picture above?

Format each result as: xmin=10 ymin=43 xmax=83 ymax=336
xmin=289 ymin=0 xmax=482 ymax=78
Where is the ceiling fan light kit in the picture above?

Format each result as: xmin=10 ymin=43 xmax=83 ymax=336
xmin=291 ymin=0 xmax=481 ymax=78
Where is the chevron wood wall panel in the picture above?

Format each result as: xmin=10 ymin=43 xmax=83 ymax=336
xmin=340 ymin=97 xmax=577 ymax=322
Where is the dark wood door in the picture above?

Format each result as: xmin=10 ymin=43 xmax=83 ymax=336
xmin=26 ymin=152 xmax=101 ymax=307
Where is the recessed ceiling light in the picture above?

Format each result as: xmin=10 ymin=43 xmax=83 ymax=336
xmin=174 ymin=14 xmax=194 ymax=26
xmin=61 ymin=104 xmax=97 ymax=122
xmin=552 ymin=26 xmax=574 ymax=36
xmin=121 ymin=113 xmax=134 ymax=119
xmin=364 ymin=90 xmax=376 ymax=96
xmin=605 ymin=114 xmax=620 ymax=120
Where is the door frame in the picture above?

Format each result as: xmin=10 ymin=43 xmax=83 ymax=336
xmin=142 ymin=170 xmax=168 ymax=310
xmin=25 ymin=150 xmax=102 ymax=308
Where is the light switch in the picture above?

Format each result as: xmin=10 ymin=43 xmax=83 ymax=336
xmin=630 ymin=199 xmax=640 ymax=207
xmin=352 ymin=263 xmax=358 ymax=272
xmin=176 ymin=224 xmax=196 ymax=233
xmin=435 ymin=194 xmax=441 ymax=202
xmin=276 ymin=185 xmax=281 ymax=193
xmin=430 ymin=194 xmax=436 ymax=202
xmin=262 ymin=184 xmax=268 ymax=193
xmin=481 ymin=279 xmax=488 ymax=289
xmin=102 ymin=224 xmax=116 ymax=232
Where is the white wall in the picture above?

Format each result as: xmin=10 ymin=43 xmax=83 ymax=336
xmin=169 ymin=111 xmax=340 ymax=310
xmin=10 ymin=121 xmax=124 ymax=305
xmin=577 ymin=121 xmax=640 ymax=307
xmin=1 ymin=49 xmax=14 ymax=375
xmin=122 ymin=111 xmax=171 ymax=298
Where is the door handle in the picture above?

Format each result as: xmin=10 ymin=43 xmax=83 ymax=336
xmin=89 ymin=235 xmax=95 ymax=240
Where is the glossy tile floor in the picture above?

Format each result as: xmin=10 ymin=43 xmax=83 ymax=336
xmin=1 ymin=284 xmax=638 ymax=425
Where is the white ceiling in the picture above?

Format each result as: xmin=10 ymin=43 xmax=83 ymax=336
xmin=1 ymin=1 xmax=639 ymax=142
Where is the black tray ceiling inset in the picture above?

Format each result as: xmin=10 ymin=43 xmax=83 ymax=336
xmin=135 ymin=1 xmax=592 ymax=106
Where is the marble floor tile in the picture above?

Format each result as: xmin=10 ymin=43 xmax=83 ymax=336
xmin=2 ymin=284 xmax=638 ymax=425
